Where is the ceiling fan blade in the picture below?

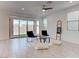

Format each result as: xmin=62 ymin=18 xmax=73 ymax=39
xmin=43 ymin=8 xmax=53 ymax=10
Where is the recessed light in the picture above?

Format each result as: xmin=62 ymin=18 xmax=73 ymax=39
xmin=21 ymin=8 xmax=24 ymax=10
xmin=69 ymin=1 xmax=72 ymax=3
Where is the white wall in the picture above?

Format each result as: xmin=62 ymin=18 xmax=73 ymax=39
xmin=0 ymin=10 xmax=36 ymax=40
xmin=47 ymin=4 xmax=79 ymax=44
xmin=0 ymin=11 xmax=9 ymax=40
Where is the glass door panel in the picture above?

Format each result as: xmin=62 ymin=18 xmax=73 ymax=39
xmin=36 ymin=21 xmax=39 ymax=35
xmin=13 ymin=19 xmax=19 ymax=38
xmin=20 ymin=20 xmax=27 ymax=37
xmin=12 ymin=19 xmax=35 ymax=38
xmin=28 ymin=21 xmax=34 ymax=31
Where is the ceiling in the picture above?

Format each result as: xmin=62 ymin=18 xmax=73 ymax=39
xmin=0 ymin=1 xmax=79 ymax=18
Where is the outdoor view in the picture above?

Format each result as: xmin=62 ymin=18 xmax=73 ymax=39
xmin=13 ymin=19 xmax=35 ymax=38
xmin=13 ymin=19 xmax=47 ymax=38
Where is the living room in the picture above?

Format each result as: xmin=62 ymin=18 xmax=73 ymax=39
xmin=0 ymin=1 xmax=79 ymax=58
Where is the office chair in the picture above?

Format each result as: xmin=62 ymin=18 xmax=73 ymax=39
xmin=41 ymin=30 xmax=50 ymax=43
xmin=27 ymin=31 xmax=37 ymax=42
xmin=42 ymin=30 xmax=49 ymax=36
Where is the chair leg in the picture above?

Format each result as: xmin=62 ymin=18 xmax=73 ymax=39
xmin=40 ymin=38 xmax=42 ymax=43
xmin=36 ymin=37 xmax=38 ymax=41
xmin=27 ymin=38 xmax=32 ymax=42
xmin=48 ymin=38 xmax=50 ymax=43
xmin=27 ymin=37 xmax=29 ymax=42
xmin=43 ymin=39 xmax=46 ymax=43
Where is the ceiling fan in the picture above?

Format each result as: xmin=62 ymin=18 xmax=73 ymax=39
xmin=42 ymin=5 xmax=53 ymax=10
xmin=42 ymin=1 xmax=53 ymax=11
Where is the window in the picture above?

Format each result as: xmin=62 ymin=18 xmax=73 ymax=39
xmin=67 ymin=11 xmax=79 ymax=31
xmin=28 ymin=20 xmax=34 ymax=31
xmin=13 ymin=19 xmax=19 ymax=36
xmin=20 ymin=20 xmax=27 ymax=37
xmin=36 ymin=21 xmax=39 ymax=35
xmin=43 ymin=18 xmax=47 ymax=30
xmin=13 ymin=19 xmax=34 ymax=38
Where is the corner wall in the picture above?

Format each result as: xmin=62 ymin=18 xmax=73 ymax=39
xmin=47 ymin=4 xmax=79 ymax=44
xmin=0 ymin=11 xmax=9 ymax=40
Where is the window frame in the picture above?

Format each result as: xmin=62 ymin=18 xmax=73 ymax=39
xmin=67 ymin=11 xmax=79 ymax=31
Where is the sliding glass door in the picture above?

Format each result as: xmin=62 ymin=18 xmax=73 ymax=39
xmin=13 ymin=19 xmax=19 ymax=38
xmin=36 ymin=21 xmax=39 ymax=35
xmin=13 ymin=19 xmax=35 ymax=38
xmin=20 ymin=20 xmax=27 ymax=37
xmin=28 ymin=20 xmax=34 ymax=31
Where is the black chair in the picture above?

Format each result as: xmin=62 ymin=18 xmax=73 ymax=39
xmin=42 ymin=30 xmax=49 ymax=36
xmin=27 ymin=31 xmax=37 ymax=42
xmin=40 ymin=30 xmax=50 ymax=43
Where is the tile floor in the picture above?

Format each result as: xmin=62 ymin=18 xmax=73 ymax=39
xmin=0 ymin=38 xmax=79 ymax=58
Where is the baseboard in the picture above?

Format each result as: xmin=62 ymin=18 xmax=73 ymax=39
xmin=62 ymin=40 xmax=79 ymax=45
xmin=0 ymin=39 xmax=9 ymax=41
